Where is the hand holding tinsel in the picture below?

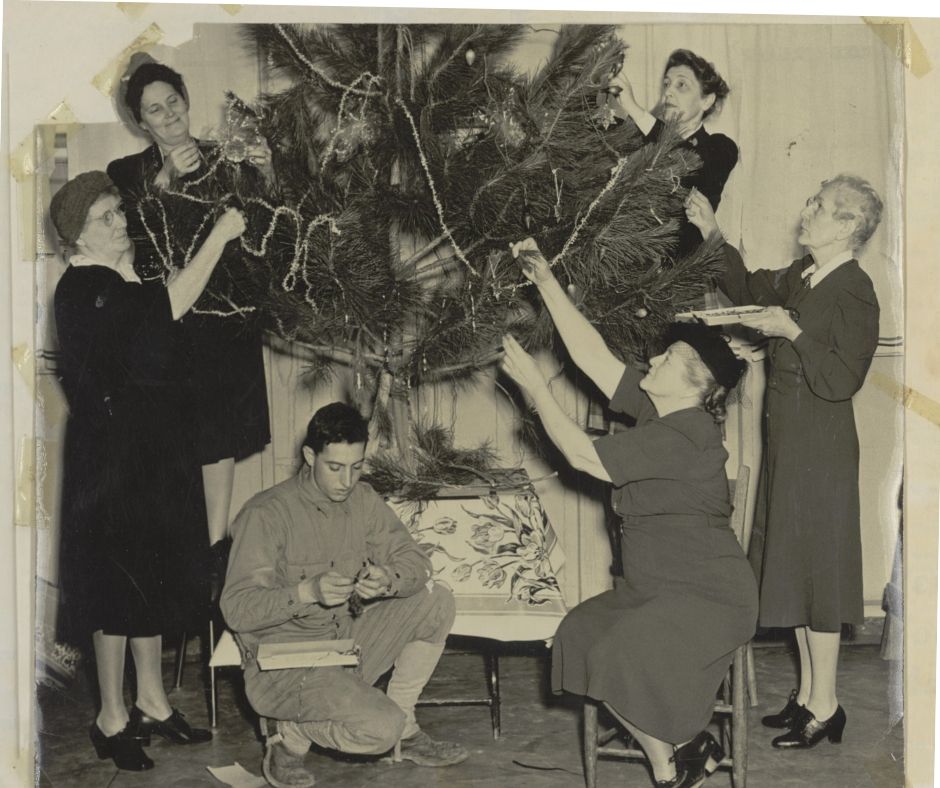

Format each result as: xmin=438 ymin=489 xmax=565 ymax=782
xmin=210 ymin=207 xmax=248 ymax=244
xmin=684 ymin=188 xmax=721 ymax=242
xmin=510 ymin=237 xmax=553 ymax=285
xmin=500 ymin=334 xmax=548 ymax=397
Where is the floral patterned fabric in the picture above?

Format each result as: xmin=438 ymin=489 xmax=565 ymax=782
xmin=389 ymin=488 xmax=567 ymax=641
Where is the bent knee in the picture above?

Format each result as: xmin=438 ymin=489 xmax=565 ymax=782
xmin=431 ymin=582 xmax=457 ymax=623
xmin=355 ymin=702 xmax=406 ymax=754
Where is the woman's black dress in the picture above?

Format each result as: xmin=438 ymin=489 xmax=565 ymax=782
xmin=107 ymin=142 xmax=271 ymax=464
xmin=551 ymin=366 xmax=758 ymax=743
xmin=55 ymin=264 xmax=209 ymax=643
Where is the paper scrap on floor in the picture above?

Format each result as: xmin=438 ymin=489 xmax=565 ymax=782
xmin=207 ymin=762 xmax=267 ymax=787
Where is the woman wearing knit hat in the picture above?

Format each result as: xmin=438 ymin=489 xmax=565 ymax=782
xmin=500 ymin=238 xmax=757 ymax=788
xmin=51 ymin=171 xmax=245 ymax=771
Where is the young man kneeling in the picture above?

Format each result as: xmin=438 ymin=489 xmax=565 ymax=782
xmin=221 ymin=403 xmax=467 ymax=787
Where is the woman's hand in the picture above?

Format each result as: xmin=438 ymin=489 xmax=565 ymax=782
xmin=684 ymin=188 xmax=721 ymax=241
xmin=740 ymin=306 xmax=802 ymax=342
xmin=510 ymin=237 xmax=552 ymax=285
xmin=608 ymin=73 xmax=641 ymax=118
xmin=211 ymin=207 xmax=247 ymax=244
xmin=247 ymin=137 xmax=274 ymax=175
xmin=154 ymin=140 xmax=201 ymax=188
xmin=501 ymin=334 xmax=548 ymax=396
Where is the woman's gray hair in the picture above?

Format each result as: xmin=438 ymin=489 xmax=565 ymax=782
xmin=822 ymin=174 xmax=884 ymax=251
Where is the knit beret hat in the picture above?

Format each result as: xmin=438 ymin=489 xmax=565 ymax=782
xmin=666 ymin=321 xmax=746 ymax=390
xmin=50 ymin=170 xmax=115 ymax=245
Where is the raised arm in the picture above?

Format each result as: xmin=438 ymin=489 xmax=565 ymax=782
xmin=608 ymin=73 xmax=657 ymax=137
xmin=511 ymin=238 xmax=625 ymax=399
xmin=165 ymin=208 xmax=245 ymax=319
xmin=500 ymin=335 xmax=611 ymax=481
xmin=684 ymin=189 xmax=793 ymax=307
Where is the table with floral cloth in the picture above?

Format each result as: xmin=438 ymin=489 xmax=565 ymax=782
xmin=389 ymin=485 xmax=568 ymax=642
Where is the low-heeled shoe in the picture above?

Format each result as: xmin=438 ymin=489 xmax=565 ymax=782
xmin=655 ymin=767 xmax=709 ymax=788
xmin=674 ymin=729 xmax=725 ymax=785
xmin=761 ymin=689 xmax=805 ymax=729
xmin=89 ymin=722 xmax=154 ymax=771
xmin=772 ymin=705 xmax=846 ymax=749
xmin=129 ymin=706 xmax=213 ymax=745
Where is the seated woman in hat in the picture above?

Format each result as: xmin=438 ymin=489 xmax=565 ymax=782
xmin=51 ymin=171 xmax=245 ymax=771
xmin=501 ymin=238 xmax=758 ymax=788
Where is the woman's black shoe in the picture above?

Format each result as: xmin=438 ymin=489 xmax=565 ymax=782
xmin=771 ymin=705 xmax=846 ymax=749
xmin=761 ymin=689 xmax=805 ymax=728
xmin=130 ymin=706 xmax=212 ymax=745
xmin=674 ymin=730 xmax=725 ymax=785
xmin=89 ymin=722 xmax=154 ymax=771
xmin=654 ymin=767 xmax=705 ymax=788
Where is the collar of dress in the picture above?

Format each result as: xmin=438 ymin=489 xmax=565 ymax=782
xmin=801 ymin=249 xmax=855 ymax=288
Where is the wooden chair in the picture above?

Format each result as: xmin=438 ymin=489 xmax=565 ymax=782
xmin=583 ymin=465 xmax=754 ymax=788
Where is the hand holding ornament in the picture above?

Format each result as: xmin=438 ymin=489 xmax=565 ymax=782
xmin=510 ymin=237 xmax=552 ymax=284
xmin=155 ymin=140 xmax=201 ymax=188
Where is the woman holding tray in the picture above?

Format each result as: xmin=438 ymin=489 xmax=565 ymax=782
xmin=609 ymin=49 xmax=737 ymax=256
xmin=500 ymin=238 xmax=757 ymax=788
xmin=686 ymin=175 xmax=882 ymax=748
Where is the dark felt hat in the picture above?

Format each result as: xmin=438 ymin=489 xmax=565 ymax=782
xmin=666 ymin=322 xmax=746 ymax=390
xmin=50 ymin=170 xmax=115 ymax=245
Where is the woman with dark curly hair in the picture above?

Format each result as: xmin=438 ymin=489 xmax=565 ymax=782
xmin=107 ymin=59 xmax=273 ymax=588
xmin=500 ymin=238 xmax=758 ymax=788
xmin=610 ymin=49 xmax=738 ymax=256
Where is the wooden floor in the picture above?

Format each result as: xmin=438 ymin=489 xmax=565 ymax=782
xmin=37 ymin=639 xmax=904 ymax=788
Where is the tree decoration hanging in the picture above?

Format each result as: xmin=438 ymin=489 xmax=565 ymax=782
xmin=126 ymin=23 xmax=726 ymax=476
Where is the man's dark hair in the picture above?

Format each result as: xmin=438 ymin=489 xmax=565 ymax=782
xmin=303 ymin=402 xmax=369 ymax=454
xmin=125 ymin=62 xmax=189 ymax=123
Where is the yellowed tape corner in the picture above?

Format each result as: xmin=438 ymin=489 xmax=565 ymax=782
xmin=863 ymin=17 xmax=932 ymax=78
xmin=15 ymin=438 xmax=36 ymax=528
xmin=12 ymin=344 xmax=35 ymax=399
xmin=117 ymin=2 xmax=149 ymax=18
xmin=47 ymin=101 xmax=80 ymax=126
xmin=870 ymin=371 xmax=940 ymax=427
xmin=220 ymin=5 xmax=242 ymax=15
xmin=93 ymin=22 xmax=164 ymax=98
xmin=10 ymin=133 xmax=36 ymax=184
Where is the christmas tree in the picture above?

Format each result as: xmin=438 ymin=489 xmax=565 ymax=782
xmin=137 ymin=23 xmax=724 ymax=485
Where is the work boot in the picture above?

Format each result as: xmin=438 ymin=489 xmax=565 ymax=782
xmin=262 ymin=739 xmax=316 ymax=788
xmin=398 ymin=730 xmax=468 ymax=766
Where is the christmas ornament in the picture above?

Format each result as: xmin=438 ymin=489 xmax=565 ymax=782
xmin=635 ymin=307 xmax=649 ymax=319
xmin=465 ymin=47 xmax=476 ymax=66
